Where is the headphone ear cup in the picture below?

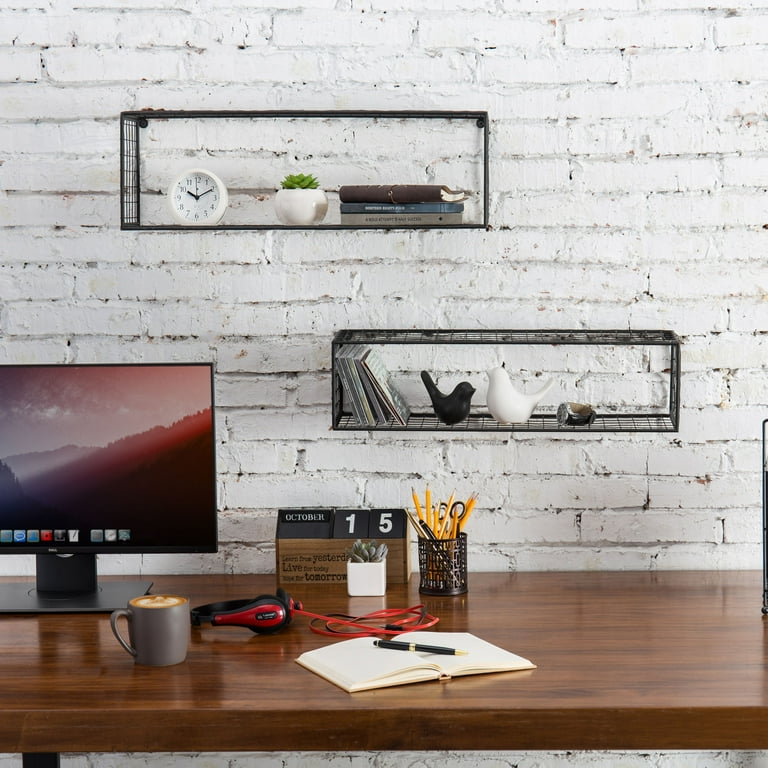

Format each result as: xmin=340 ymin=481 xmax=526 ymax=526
xmin=276 ymin=588 xmax=293 ymax=626
xmin=244 ymin=591 xmax=293 ymax=634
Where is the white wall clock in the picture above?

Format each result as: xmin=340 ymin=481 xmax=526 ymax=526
xmin=168 ymin=168 xmax=228 ymax=226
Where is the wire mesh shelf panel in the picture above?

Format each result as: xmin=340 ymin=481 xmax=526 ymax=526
xmin=333 ymin=329 xmax=680 ymax=346
xmin=120 ymin=115 xmax=141 ymax=228
xmin=333 ymin=413 xmax=677 ymax=433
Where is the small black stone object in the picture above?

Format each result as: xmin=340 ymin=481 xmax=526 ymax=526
xmin=556 ymin=401 xmax=596 ymax=427
xmin=420 ymin=370 xmax=476 ymax=425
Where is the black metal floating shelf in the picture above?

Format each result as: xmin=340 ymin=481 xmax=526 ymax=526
xmin=762 ymin=419 xmax=768 ymax=614
xmin=333 ymin=329 xmax=680 ymax=346
xmin=120 ymin=223 xmax=482 ymax=232
xmin=331 ymin=329 xmax=682 ymax=434
xmin=333 ymin=413 xmax=677 ymax=433
xmin=120 ymin=109 xmax=490 ymax=231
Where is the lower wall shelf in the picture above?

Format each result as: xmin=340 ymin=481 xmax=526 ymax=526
xmin=331 ymin=329 xmax=681 ymax=434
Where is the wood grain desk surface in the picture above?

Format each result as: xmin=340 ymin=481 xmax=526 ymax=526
xmin=1 ymin=570 xmax=767 ymax=754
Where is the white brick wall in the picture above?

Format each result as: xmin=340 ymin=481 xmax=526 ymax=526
xmin=2 ymin=0 xmax=768 ymax=765
xmin=0 ymin=751 xmax=763 ymax=768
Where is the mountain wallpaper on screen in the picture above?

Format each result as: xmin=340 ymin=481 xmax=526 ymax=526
xmin=0 ymin=409 xmax=215 ymax=547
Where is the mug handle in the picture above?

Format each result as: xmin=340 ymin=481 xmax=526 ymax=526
xmin=110 ymin=608 xmax=137 ymax=657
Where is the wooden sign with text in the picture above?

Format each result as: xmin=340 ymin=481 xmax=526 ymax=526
xmin=275 ymin=508 xmax=410 ymax=586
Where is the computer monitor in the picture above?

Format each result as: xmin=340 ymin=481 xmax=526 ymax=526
xmin=0 ymin=362 xmax=218 ymax=612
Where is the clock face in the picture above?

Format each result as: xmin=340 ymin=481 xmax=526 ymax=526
xmin=168 ymin=168 xmax=228 ymax=226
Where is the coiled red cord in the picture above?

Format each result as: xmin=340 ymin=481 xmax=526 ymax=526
xmin=295 ymin=603 xmax=439 ymax=637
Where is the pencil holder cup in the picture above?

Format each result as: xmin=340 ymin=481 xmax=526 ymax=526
xmin=417 ymin=533 xmax=468 ymax=595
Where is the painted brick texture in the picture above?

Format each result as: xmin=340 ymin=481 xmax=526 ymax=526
xmin=1 ymin=1 xmax=767 ymax=765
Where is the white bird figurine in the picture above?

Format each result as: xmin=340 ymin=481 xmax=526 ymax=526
xmin=485 ymin=364 xmax=555 ymax=423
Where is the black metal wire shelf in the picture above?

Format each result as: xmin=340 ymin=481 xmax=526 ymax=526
xmin=334 ymin=413 xmax=677 ymax=433
xmin=333 ymin=329 xmax=680 ymax=346
xmin=331 ymin=329 xmax=681 ymax=434
xmin=119 ymin=110 xmax=490 ymax=231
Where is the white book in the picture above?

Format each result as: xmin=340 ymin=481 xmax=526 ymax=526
xmin=296 ymin=631 xmax=536 ymax=693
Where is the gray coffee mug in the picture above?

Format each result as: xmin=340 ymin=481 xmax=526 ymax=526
xmin=110 ymin=594 xmax=190 ymax=666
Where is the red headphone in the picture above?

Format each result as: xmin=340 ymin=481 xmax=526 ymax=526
xmin=191 ymin=588 xmax=300 ymax=634
xmin=191 ymin=587 xmax=439 ymax=636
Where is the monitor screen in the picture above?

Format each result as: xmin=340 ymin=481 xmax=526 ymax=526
xmin=0 ymin=362 xmax=218 ymax=612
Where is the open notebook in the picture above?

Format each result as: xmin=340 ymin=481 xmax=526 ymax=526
xmin=296 ymin=631 xmax=536 ymax=693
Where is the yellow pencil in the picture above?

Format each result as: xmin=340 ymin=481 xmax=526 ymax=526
xmin=450 ymin=502 xmax=460 ymax=539
xmin=438 ymin=491 xmax=456 ymax=539
xmin=459 ymin=494 xmax=477 ymax=532
xmin=425 ymin=486 xmax=432 ymax=534
xmin=411 ymin=487 xmax=424 ymax=522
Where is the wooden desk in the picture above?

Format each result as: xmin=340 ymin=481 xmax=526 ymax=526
xmin=2 ymin=571 xmax=767 ymax=764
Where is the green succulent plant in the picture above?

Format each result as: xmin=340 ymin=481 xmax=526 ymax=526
xmin=280 ymin=173 xmax=320 ymax=189
xmin=345 ymin=538 xmax=388 ymax=563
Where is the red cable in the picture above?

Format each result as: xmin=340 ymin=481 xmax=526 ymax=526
xmin=294 ymin=604 xmax=439 ymax=637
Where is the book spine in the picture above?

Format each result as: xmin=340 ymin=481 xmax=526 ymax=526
xmin=341 ymin=213 xmax=463 ymax=225
xmin=340 ymin=202 xmax=464 ymax=214
xmin=347 ymin=350 xmax=376 ymax=426
xmin=361 ymin=349 xmax=410 ymax=426
xmin=339 ymin=185 xmax=445 ymax=203
xmin=337 ymin=345 xmax=384 ymax=426
xmin=354 ymin=358 xmax=388 ymax=424
xmin=335 ymin=355 xmax=367 ymax=425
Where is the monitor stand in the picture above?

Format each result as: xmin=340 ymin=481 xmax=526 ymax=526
xmin=0 ymin=553 xmax=153 ymax=613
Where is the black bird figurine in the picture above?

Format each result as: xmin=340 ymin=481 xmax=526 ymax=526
xmin=420 ymin=370 xmax=476 ymax=425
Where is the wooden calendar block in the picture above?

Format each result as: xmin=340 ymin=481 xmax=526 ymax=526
xmin=276 ymin=508 xmax=410 ymax=586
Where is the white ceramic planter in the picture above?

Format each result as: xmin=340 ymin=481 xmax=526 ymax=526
xmin=274 ymin=188 xmax=328 ymax=226
xmin=346 ymin=560 xmax=387 ymax=597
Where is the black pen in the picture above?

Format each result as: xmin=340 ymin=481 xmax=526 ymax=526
xmin=418 ymin=519 xmax=438 ymax=540
xmin=373 ymin=639 xmax=468 ymax=656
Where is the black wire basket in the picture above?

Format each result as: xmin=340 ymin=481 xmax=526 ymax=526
xmin=417 ymin=533 xmax=468 ymax=596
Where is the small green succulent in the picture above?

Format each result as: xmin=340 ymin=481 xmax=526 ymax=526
xmin=346 ymin=538 xmax=388 ymax=563
xmin=280 ymin=173 xmax=319 ymax=189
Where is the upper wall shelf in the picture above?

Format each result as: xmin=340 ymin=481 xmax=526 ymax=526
xmin=331 ymin=329 xmax=682 ymax=433
xmin=120 ymin=110 xmax=489 ymax=231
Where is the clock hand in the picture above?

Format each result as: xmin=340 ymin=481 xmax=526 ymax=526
xmin=198 ymin=188 xmax=213 ymax=198
xmin=186 ymin=190 xmax=200 ymax=201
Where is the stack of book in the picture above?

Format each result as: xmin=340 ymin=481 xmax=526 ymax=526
xmin=338 ymin=184 xmax=468 ymax=226
xmin=335 ymin=345 xmax=410 ymax=426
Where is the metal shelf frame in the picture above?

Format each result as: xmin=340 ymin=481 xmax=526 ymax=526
xmin=120 ymin=109 xmax=490 ymax=231
xmin=762 ymin=418 xmax=768 ymax=614
xmin=331 ymin=329 xmax=682 ymax=433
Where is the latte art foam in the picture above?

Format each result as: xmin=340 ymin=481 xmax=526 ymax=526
xmin=130 ymin=595 xmax=187 ymax=609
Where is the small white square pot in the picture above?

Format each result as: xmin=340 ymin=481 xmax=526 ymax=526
xmin=346 ymin=560 xmax=387 ymax=596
